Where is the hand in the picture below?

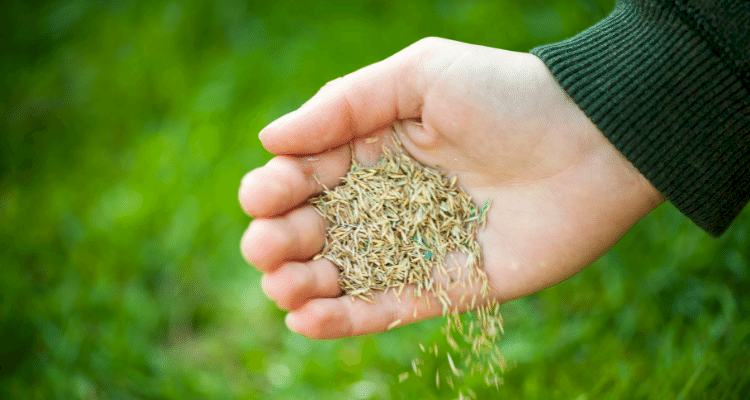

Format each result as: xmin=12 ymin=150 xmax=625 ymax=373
xmin=239 ymin=37 xmax=664 ymax=339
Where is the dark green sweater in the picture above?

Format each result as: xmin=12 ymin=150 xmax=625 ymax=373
xmin=531 ymin=0 xmax=750 ymax=237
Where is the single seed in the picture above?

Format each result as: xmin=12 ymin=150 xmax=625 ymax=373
xmin=387 ymin=319 xmax=403 ymax=330
xmin=411 ymin=359 xmax=423 ymax=377
xmin=447 ymin=352 xmax=459 ymax=376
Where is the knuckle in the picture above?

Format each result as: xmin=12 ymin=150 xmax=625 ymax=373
xmin=306 ymin=301 xmax=351 ymax=339
xmin=322 ymin=76 xmax=346 ymax=90
xmin=266 ymin=157 xmax=304 ymax=209
xmin=268 ymin=263 xmax=313 ymax=311
xmin=414 ymin=36 xmax=445 ymax=50
xmin=417 ymin=36 xmax=439 ymax=45
xmin=304 ymin=302 xmax=331 ymax=338
xmin=288 ymin=265 xmax=314 ymax=295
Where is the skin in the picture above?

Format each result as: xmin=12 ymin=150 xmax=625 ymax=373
xmin=238 ymin=37 xmax=665 ymax=339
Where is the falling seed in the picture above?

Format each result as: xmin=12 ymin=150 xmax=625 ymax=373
xmin=398 ymin=372 xmax=409 ymax=383
xmin=387 ymin=319 xmax=403 ymax=330
xmin=364 ymin=137 xmax=379 ymax=143
xmin=446 ymin=333 xmax=459 ymax=352
xmin=447 ymin=352 xmax=459 ymax=376
xmin=411 ymin=360 xmax=422 ymax=377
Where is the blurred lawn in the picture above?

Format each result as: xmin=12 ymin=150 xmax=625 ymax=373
xmin=1 ymin=0 xmax=748 ymax=399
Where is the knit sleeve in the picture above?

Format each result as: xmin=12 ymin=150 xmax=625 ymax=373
xmin=530 ymin=0 xmax=750 ymax=237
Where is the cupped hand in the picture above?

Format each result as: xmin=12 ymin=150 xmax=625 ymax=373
xmin=239 ymin=37 xmax=664 ymax=339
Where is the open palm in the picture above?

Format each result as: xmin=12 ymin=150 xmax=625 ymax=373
xmin=239 ymin=38 xmax=663 ymax=339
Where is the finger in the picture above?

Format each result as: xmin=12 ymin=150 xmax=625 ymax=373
xmin=284 ymin=282 xmax=482 ymax=339
xmin=261 ymin=259 xmax=342 ymax=311
xmin=285 ymin=290 xmax=442 ymax=339
xmin=240 ymin=205 xmax=326 ymax=273
xmin=258 ymin=38 xmax=458 ymax=155
xmin=239 ymin=145 xmax=350 ymax=218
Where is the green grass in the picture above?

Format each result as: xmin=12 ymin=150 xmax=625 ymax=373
xmin=1 ymin=0 xmax=748 ymax=399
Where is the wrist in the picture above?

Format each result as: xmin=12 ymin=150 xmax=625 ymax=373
xmin=529 ymin=51 xmax=665 ymax=220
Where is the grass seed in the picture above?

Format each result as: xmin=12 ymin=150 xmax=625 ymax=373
xmin=308 ymin=137 xmax=505 ymax=392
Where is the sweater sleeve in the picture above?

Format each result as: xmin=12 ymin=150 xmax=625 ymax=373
xmin=530 ymin=0 xmax=750 ymax=237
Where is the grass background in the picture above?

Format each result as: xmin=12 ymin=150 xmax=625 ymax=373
xmin=1 ymin=0 xmax=748 ymax=398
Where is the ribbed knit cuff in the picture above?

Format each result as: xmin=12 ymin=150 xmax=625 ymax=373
xmin=531 ymin=0 xmax=750 ymax=237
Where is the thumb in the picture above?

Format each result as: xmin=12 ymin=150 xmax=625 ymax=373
xmin=258 ymin=38 xmax=450 ymax=155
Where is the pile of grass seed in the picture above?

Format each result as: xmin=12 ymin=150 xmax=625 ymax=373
xmin=309 ymin=137 xmax=505 ymax=394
